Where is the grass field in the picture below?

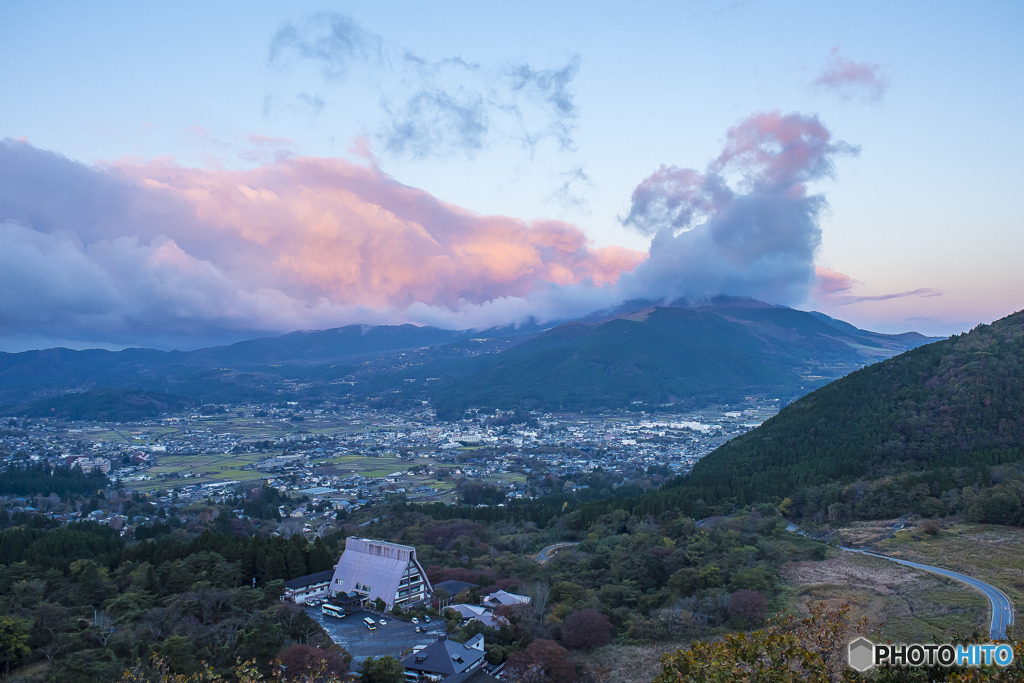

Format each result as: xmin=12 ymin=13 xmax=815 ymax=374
xmin=875 ymin=522 xmax=1024 ymax=617
xmin=781 ymin=549 xmax=989 ymax=643
xmin=137 ymin=452 xmax=269 ymax=490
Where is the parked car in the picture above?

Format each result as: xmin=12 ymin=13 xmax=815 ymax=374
xmin=411 ymin=618 xmax=419 ymax=624
xmin=378 ymin=619 xmax=387 ymax=626
xmin=423 ymin=615 xmax=431 ymax=623
xmin=415 ymin=626 xmax=422 ymax=633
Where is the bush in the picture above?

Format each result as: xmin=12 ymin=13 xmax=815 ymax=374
xmin=277 ymin=644 xmax=349 ymax=682
xmin=560 ymin=608 xmax=612 ymax=651
xmin=727 ymin=589 xmax=768 ymax=628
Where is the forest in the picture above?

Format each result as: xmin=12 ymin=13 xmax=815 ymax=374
xmin=570 ymin=311 xmax=1024 ymax=526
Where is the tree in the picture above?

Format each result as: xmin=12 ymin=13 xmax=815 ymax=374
xmin=655 ymin=603 xmax=868 ymax=683
xmin=0 ymin=616 xmax=31 ymax=676
xmin=277 ymin=644 xmax=350 ymax=682
xmin=360 ymin=656 xmax=404 ymax=683
xmin=374 ymin=597 xmax=387 ymax=612
xmin=560 ymin=608 xmax=612 ymax=651
xmin=727 ymin=590 xmax=768 ymax=629
xmin=506 ymin=639 xmax=575 ymax=683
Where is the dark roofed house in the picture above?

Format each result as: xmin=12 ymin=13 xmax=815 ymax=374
xmin=282 ymin=569 xmax=335 ymax=605
xmin=433 ymin=580 xmax=476 ymax=597
xmin=442 ymin=668 xmax=500 ymax=683
xmin=401 ymin=634 xmax=486 ymax=679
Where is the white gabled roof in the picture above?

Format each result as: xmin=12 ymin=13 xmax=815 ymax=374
xmin=330 ymin=537 xmax=431 ymax=607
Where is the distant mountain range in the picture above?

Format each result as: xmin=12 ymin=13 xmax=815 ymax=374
xmin=0 ymin=299 xmax=939 ymax=418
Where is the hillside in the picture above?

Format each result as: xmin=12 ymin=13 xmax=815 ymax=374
xmin=0 ymin=303 xmax=935 ymax=416
xmin=625 ymin=309 xmax=1024 ymax=525
xmin=428 ymin=302 xmax=938 ymax=417
xmin=1 ymin=388 xmax=194 ymax=421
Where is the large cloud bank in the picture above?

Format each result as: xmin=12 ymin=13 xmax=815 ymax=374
xmin=2 ymin=111 xmax=906 ymax=350
xmin=0 ymin=139 xmax=640 ymax=348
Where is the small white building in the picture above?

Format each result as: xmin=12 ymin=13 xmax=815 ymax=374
xmin=282 ymin=570 xmax=335 ymax=604
xmin=481 ymin=589 xmax=530 ymax=610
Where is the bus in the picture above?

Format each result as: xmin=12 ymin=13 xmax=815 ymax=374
xmin=321 ymin=604 xmax=345 ymax=619
xmin=363 ymin=617 xmax=377 ymax=631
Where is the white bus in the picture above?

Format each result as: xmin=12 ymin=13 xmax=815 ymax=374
xmin=363 ymin=617 xmax=377 ymax=631
xmin=322 ymin=604 xmax=345 ymax=619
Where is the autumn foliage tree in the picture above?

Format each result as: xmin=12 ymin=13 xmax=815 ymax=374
xmin=560 ymin=608 xmax=612 ymax=651
xmin=506 ymin=639 xmax=575 ymax=683
xmin=727 ymin=589 xmax=768 ymax=628
xmin=276 ymin=645 xmax=350 ymax=682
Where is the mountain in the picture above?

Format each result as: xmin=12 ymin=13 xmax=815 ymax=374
xmin=0 ymin=322 xmax=542 ymax=407
xmin=427 ymin=301 xmax=939 ymax=417
xmin=0 ymin=302 xmax=938 ymax=418
xmin=623 ymin=309 xmax=1024 ymax=525
xmin=1 ymin=388 xmax=194 ymax=421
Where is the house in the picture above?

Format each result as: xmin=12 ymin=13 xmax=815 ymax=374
xmin=282 ymin=570 xmax=335 ymax=605
xmin=329 ymin=537 xmax=432 ymax=610
xmin=442 ymin=669 xmax=501 ymax=683
xmin=433 ymin=580 xmax=476 ymax=598
xmin=433 ymin=579 xmax=477 ymax=608
xmin=480 ymin=590 xmax=529 ymax=610
xmin=401 ymin=634 xmax=486 ymax=679
xmin=444 ymin=604 xmax=506 ymax=629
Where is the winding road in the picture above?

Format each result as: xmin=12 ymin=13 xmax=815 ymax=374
xmin=535 ymin=541 xmax=581 ymax=563
xmin=841 ymin=547 xmax=1015 ymax=639
xmin=782 ymin=519 xmax=1014 ymax=639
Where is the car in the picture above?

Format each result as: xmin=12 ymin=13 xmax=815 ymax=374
xmin=423 ymin=615 xmax=431 ymax=623
xmin=378 ymin=619 xmax=387 ymax=626
xmin=415 ymin=626 xmax=422 ymax=633
xmin=411 ymin=618 xmax=419 ymax=624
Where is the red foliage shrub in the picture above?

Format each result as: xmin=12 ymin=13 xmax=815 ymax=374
xmin=276 ymin=644 xmax=349 ymax=682
xmin=728 ymin=589 xmax=768 ymax=628
xmin=560 ymin=608 xmax=612 ymax=651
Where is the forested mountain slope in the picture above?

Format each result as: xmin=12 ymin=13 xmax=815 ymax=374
xmin=623 ymin=310 xmax=1024 ymax=524
xmin=429 ymin=302 xmax=938 ymax=417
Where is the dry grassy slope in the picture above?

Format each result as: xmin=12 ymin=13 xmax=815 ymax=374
xmin=874 ymin=522 xmax=1024 ymax=614
xmin=781 ymin=550 xmax=988 ymax=643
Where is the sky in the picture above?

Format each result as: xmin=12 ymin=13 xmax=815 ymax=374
xmin=1 ymin=0 xmax=1022 ymax=351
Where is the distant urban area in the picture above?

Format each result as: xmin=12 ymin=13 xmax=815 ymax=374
xmin=1 ymin=400 xmax=778 ymax=533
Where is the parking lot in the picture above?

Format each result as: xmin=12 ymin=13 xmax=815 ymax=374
xmin=306 ymin=606 xmax=446 ymax=662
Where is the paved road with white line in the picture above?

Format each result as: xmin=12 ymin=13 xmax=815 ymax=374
xmin=782 ymin=518 xmax=1014 ymax=639
xmin=842 ymin=547 xmax=1015 ymax=639
xmin=534 ymin=541 xmax=581 ymax=563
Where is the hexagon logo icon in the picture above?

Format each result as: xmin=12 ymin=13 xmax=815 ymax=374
xmin=848 ymin=637 xmax=875 ymax=672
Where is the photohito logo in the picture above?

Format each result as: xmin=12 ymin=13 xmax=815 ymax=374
xmin=848 ymin=637 xmax=1015 ymax=671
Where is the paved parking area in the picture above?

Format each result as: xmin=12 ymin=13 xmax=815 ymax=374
xmin=306 ymin=607 xmax=445 ymax=662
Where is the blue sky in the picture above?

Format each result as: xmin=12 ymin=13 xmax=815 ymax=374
xmin=1 ymin=1 xmax=1022 ymax=349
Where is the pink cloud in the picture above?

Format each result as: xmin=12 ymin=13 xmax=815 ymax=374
xmin=114 ymin=155 xmax=644 ymax=311
xmin=811 ymin=48 xmax=890 ymax=103
xmin=814 ymin=266 xmax=941 ymax=305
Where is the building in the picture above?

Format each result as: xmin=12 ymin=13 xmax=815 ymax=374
xmin=329 ymin=537 xmax=431 ymax=610
xmin=444 ymin=604 xmax=505 ymax=629
xmin=282 ymin=570 xmax=335 ymax=605
xmin=401 ymin=634 xmax=486 ymax=680
xmin=480 ymin=590 xmax=529 ymax=610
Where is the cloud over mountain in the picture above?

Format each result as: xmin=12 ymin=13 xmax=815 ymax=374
xmin=0 ymin=139 xmax=641 ymax=348
xmin=619 ymin=111 xmax=858 ymax=306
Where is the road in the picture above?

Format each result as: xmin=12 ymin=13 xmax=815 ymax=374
xmin=783 ymin=519 xmax=1014 ymax=639
xmin=842 ymin=547 xmax=1015 ymax=640
xmin=535 ymin=541 xmax=580 ymax=563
